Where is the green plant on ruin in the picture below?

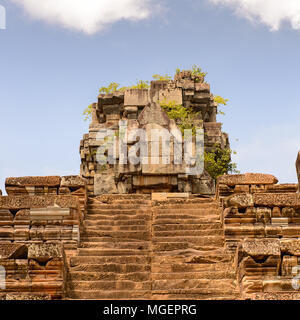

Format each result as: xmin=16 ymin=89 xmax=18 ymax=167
xmin=204 ymin=145 xmax=239 ymax=181
xmin=160 ymin=100 xmax=200 ymax=135
xmin=152 ymin=74 xmax=172 ymax=81
xmin=214 ymin=95 xmax=229 ymax=116
xmin=176 ymin=65 xmax=207 ymax=81
xmin=83 ymin=103 xmax=94 ymax=121
xmin=119 ymin=80 xmax=150 ymax=91
xmin=191 ymin=65 xmax=207 ymax=81
xmin=99 ymin=82 xmax=120 ymax=94
xmin=130 ymin=80 xmax=150 ymax=89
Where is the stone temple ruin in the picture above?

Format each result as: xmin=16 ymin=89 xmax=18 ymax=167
xmin=80 ymin=71 xmax=229 ymax=197
xmin=1 ymin=71 xmax=300 ymax=300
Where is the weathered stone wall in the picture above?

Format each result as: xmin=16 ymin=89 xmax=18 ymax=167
xmin=80 ymin=71 xmax=229 ymax=196
xmin=0 ymin=243 xmax=66 ymax=300
xmin=219 ymin=173 xmax=300 ymax=299
xmin=0 ymin=176 xmax=86 ymax=299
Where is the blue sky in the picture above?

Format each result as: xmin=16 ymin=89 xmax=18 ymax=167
xmin=1 ymin=0 xmax=300 ymax=194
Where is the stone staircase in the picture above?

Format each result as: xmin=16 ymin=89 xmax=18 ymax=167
xmin=66 ymin=195 xmax=238 ymax=300
xmin=151 ymin=198 xmax=238 ymax=300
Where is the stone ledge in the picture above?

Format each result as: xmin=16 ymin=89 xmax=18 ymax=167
xmin=219 ymin=173 xmax=278 ymax=186
xmin=226 ymin=193 xmax=300 ymax=208
xmin=253 ymin=193 xmax=300 ymax=207
xmin=60 ymin=176 xmax=85 ymax=188
xmin=238 ymin=239 xmax=281 ymax=257
xmin=5 ymin=176 xmax=61 ymax=187
xmin=0 ymin=195 xmax=79 ymax=210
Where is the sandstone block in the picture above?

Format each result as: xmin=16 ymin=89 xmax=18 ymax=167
xmin=0 ymin=243 xmax=28 ymax=259
xmin=227 ymin=193 xmax=254 ymax=208
xmin=256 ymin=207 xmax=271 ymax=224
xmin=124 ymin=89 xmax=148 ymax=106
xmin=219 ymin=173 xmax=278 ymax=186
xmin=271 ymin=217 xmax=289 ymax=225
xmin=133 ymin=176 xmax=177 ymax=187
xmin=234 ymin=185 xmax=250 ymax=193
xmin=239 ymin=239 xmax=281 ymax=258
xmin=28 ymin=244 xmax=63 ymax=263
xmin=158 ymin=88 xmax=182 ymax=105
xmin=30 ymin=207 xmax=70 ymax=221
xmin=5 ymin=176 xmax=61 ymax=187
xmin=94 ymin=173 xmax=118 ymax=196
xmin=0 ymin=195 xmax=79 ymax=210
xmin=280 ymin=239 xmax=300 ymax=256
xmin=60 ymin=176 xmax=85 ymax=188
xmin=253 ymin=193 xmax=300 ymax=207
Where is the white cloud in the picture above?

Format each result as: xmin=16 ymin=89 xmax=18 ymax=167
xmin=210 ymin=0 xmax=300 ymax=31
xmin=11 ymin=0 xmax=156 ymax=34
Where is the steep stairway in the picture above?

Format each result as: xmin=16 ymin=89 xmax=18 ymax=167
xmin=66 ymin=195 xmax=238 ymax=300
xmin=67 ymin=195 xmax=152 ymax=299
xmin=151 ymin=198 xmax=238 ymax=300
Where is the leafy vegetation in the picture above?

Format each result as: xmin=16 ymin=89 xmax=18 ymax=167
xmin=152 ymin=74 xmax=172 ymax=81
xmin=99 ymin=82 xmax=120 ymax=95
xmin=214 ymin=95 xmax=229 ymax=116
xmin=204 ymin=145 xmax=239 ymax=181
xmin=160 ymin=100 xmax=200 ymax=134
xmin=83 ymin=103 xmax=94 ymax=122
xmin=176 ymin=65 xmax=207 ymax=82
xmin=191 ymin=65 xmax=207 ymax=80
xmin=129 ymin=80 xmax=150 ymax=89
xmin=160 ymin=99 xmax=238 ymax=179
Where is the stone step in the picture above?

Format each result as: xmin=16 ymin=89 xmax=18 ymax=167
xmin=153 ymin=223 xmax=222 ymax=231
xmin=152 ymin=279 xmax=236 ymax=290
xmin=152 ymin=270 xmax=236 ymax=280
xmin=70 ymin=263 xmax=151 ymax=273
xmin=68 ymin=290 xmax=151 ymax=300
xmin=87 ymin=208 xmax=150 ymax=215
xmin=77 ymin=248 xmax=149 ymax=256
xmin=153 ymin=205 xmax=220 ymax=212
xmin=82 ymin=225 xmax=149 ymax=232
xmin=80 ymin=230 xmax=151 ymax=240
xmin=87 ymin=204 xmax=149 ymax=210
xmin=68 ymin=271 xmax=150 ymax=282
xmin=91 ymin=194 xmax=150 ymax=201
xmin=69 ymin=280 xmax=151 ymax=291
xmin=153 ymin=229 xmax=223 ymax=237
xmin=154 ymin=217 xmax=221 ymax=225
xmin=109 ymin=200 xmax=151 ymax=205
xmin=153 ymin=236 xmax=224 ymax=246
xmin=152 ymin=242 xmax=224 ymax=252
xmin=79 ymin=241 xmax=151 ymax=250
xmin=83 ymin=219 xmax=149 ymax=226
xmin=151 ymin=262 xmax=234 ymax=273
xmin=154 ymin=208 xmax=220 ymax=215
xmin=154 ymin=214 xmax=220 ymax=220
xmin=70 ymin=256 xmax=150 ymax=266
xmin=152 ymin=292 xmax=238 ymax=300
xmin=151 ymin=287 xmax=237 ymax=296
xmin=84 ymin=214 xmax=151 ymax=222
xmin=152 ymin=252 xmax=233 ymax=264
xmin=154 ymin=198 xmax=215 ymax=205
xmin=80 ymin=237 xmax=150 ymax=243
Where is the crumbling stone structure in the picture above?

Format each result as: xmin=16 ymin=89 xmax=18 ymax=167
xmin=80 ymin=71 xmax=229 ymax=197
xmin=1 ymin=71 xmax=300 ymax=300
xmin=219 ymin=173 xmax=300 ymax=299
